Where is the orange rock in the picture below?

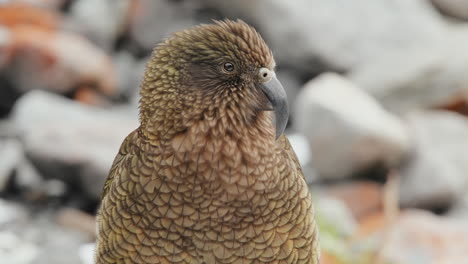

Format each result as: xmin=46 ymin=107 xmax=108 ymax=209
xmin=0 ymin=3 xmax=60 ymax=31
xmin=56 ymin=207 xmax=96 ymax=237
xmin=0 ymin=2 xmax=117 ymax=98
xmin=434 ymin=92 xmax=468 ymax=116
xmin=2 ymin=25 xmax=116 ymax=96
xmin=354 ymin=210 xmax=387 ymax=239
xmin=380 ymin=210 xmax=468 ymax=264
xmin=320 ymin=251 xmax=340 ymax=264
xmin=325 ymin=181 xmax=383 ymax=221
xmin=74 ymin=86 xmax=109 ymax=106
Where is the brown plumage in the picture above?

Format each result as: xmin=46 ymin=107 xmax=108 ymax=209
xmin=95 ymin=20 xmax=319 ymax=264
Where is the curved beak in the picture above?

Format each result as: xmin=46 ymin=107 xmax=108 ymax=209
xmin=260 ymin=75 xmax=289 ymax=139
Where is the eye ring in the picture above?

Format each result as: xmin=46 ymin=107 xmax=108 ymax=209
xmin=259 ymin=67 xmax=274 ymax=82
xmin=223 ymin=62 xmax=235 ymax=72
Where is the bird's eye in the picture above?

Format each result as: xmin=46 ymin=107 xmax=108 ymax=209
xmin=223 ymin=62 xmax=235 ymax=72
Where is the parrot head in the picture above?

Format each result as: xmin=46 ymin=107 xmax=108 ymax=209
xmin=139 ymin=20 xmax=288 ymax=140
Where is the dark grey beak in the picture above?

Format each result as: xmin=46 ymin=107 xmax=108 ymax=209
xmin=260 ymin=75 xmax=289 ymax=139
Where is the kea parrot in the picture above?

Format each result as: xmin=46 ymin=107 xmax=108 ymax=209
xmin=95 ymin=20 xmax=319 ymax=264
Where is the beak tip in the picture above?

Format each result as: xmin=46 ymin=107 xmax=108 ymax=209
xmin=274 ymin=115 xmax=287 ymax=140
xmin=275 ymin=132 xmax=282 ymax=140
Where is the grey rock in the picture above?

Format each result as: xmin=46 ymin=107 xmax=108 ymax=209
xmin=15 ymin=158 xmax=44 ymax=193
xmin=0 ymin=139 xmax=23 ymax=192
xmin=11 ymin=91 xmax=138 ymax=199
xmin=276 ymin=68 xmax=303 ymax=116
xmin=129 ymin=0 xmax=199 ymax=51
xmin=0 ymin=132 xmax=46 ymax=195
xmin=13 ymin=154 xmax=67 ymax=198
xmin=114 ymin=51 xmax=147 ymax=99
xmin=448 ymin=192 xmax=468 ymax=219
xmin=295 ymin=73 xmax=410 ymax=180
xmin=0 ymin=119 xmax=19 ymax=138
xmin=201 ymin=0 xmax=446 ymax=73
xmin=69 ymin=0 xmax=131 ymax=50
xmin=431 ymin=0 xmax=468 ymax=20
xmin=400 ymin=110 xmax=468 ymax=209
xmin=0 ymin=199 xmax=28 ymax=227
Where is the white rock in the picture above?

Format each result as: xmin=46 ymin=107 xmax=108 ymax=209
xmin=201 ymin=0 xmax=446 ymax=73
xmin=316 ymin=196 xmax=357 ymax=237
xmin=286 ymin=133 xmax=311 ymax=167
xmin=79 ymin=243 xmax=96 ymax=264
xmin=13 ymin=212 xmax=91 ymax=264
xmin=11 ymin=91 xmax=138 ymax=199
xmin=400 ymin=110 xmax=468 ymax=209
xmin=288 ymin=132 xmax=318 ymax=184
xmin=203 ymin=0 xmax=468 ymax=114
xmin=43 ymin=179 xmax=67 ymax=197
xmin=0 ymin=232 xmax=39 ymax=264
xmin=350 ymin=27 xmax=468 ymax=113
xmin=295 ymin=73 xmax=411 ymax=179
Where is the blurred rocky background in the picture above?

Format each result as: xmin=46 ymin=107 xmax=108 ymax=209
xmin=1 ymin=0 xmax=468 ymax=263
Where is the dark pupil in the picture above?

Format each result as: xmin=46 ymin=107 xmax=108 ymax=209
xmin=224 ymin=62 xmax=234 ymax=72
